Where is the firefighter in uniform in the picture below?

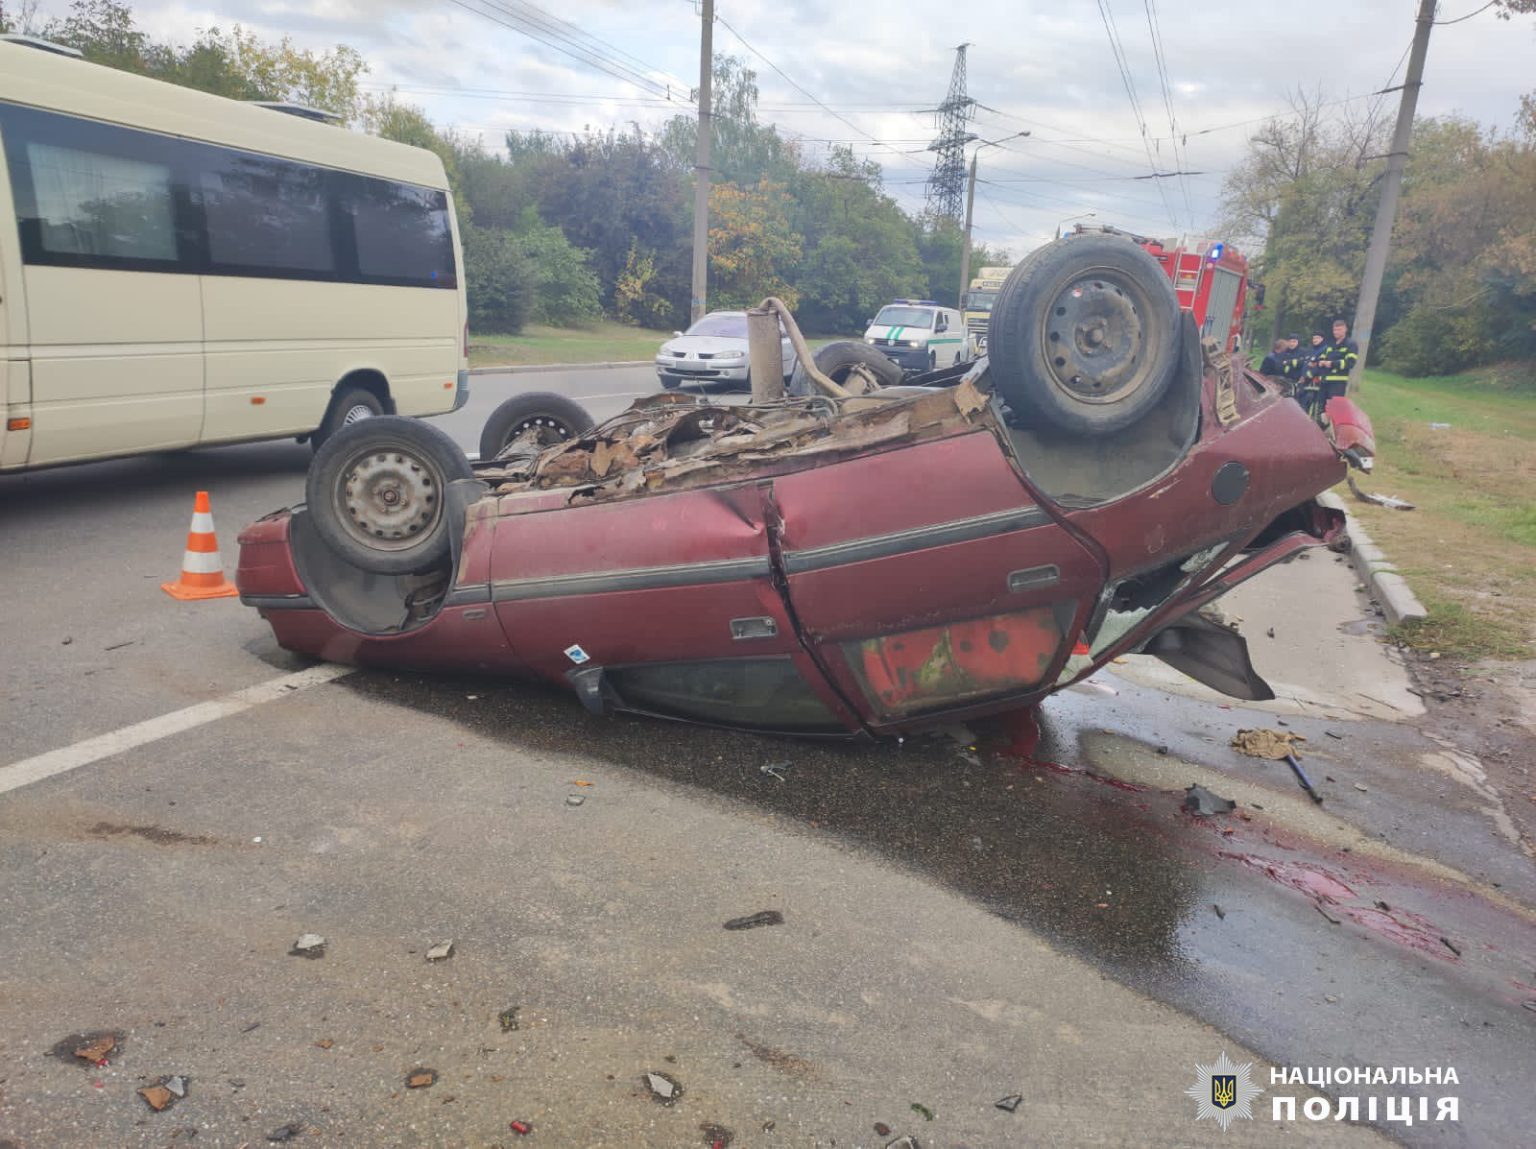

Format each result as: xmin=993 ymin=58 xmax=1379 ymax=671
xmin=1297 ymin=331 xmax=1326 ymax=418
xmin=1281 ymin=334 xmax=1305 ymax=382
xmin=1314 ymin=318 xmax=1359 ymax=415
xmin=1260 ymin=339 xmax=1287 ymax=377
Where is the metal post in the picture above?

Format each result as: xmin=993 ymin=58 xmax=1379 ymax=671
xmin=746 ymin=307 xmax=784 ymax=401
xmin=958 ymin=150 xmax=978 ymax=308
xmin=689 ymin=0 xmax=714 ymax=325
xmin=1349 ymin=0 xmax=1435 ymax=391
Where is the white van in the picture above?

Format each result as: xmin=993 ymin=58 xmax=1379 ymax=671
xmin=0 ymin=36 xmax=468 ymax=473
xmin=863 ymin=300 xmax=970 ymax=373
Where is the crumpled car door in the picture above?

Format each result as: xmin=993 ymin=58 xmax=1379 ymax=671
xmin=770 ymin=422 xmax=1105 ymax=732
xmin=486 ymin=484 xmax=862 ymax=735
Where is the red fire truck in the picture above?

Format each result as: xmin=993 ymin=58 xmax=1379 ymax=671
xmin=1071 ymin=225 xmax=1250 ymax=354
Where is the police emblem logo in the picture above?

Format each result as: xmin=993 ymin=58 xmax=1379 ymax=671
xmin=1186 ymin=1052 xmax=1262 ymax=1131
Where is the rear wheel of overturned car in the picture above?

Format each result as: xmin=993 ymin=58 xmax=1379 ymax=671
xmin=788 ymin=340 xmax=905 ymax=396
xmin=478 ymin=392 xmax=595 ymax=462
xmin=988 ymin=234 xmax=1180 ymax=436
xmin=307 ymin=416 xmax=473 ymax=576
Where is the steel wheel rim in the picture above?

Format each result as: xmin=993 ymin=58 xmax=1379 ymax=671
xmin=499 ymin=414 xmax=577 ymax=455
xmin=335 ymin=444 xmax=444 ymax=552
xmin=1038 ymin=268 xmax=1155 ymax=405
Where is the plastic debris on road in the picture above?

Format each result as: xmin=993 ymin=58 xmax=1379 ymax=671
xmin=760 ymin=761 xmax=790 ymax=782
xmin=406 ymin=1067 xmax=438 ymax=1089
xmin=426 ymin=939 xmax=455 ymax=962
xmin=289 ymin=933 xmax=327 ymax=959
xmin=509 ymin=1119 xmax=533 ymax=1135
xmin=1183 ymin=784 xmax=1236 ymax=817
xmin=723 ymin=910 xmax=784 ymax=931
xmin=995 ymin=1093 xmax=1023 ymax=1112
xmin=644 ymin=1070 xmax=683 ymax=1104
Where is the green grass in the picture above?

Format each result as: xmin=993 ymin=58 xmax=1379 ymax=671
xmin=1350 ymin=365 xmax=1536 ymax=659
xmin=469 ymin=322 xmax=674 ymax=368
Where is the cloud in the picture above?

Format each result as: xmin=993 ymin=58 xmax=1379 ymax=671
xmin=94 ymin=0 xmax=1536 ymax=253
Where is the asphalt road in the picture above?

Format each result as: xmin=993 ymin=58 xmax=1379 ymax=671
xmin=1 ymin=368 xmax=1532 ymax=1147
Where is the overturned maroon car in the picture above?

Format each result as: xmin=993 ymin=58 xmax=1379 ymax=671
xmin=237 ymin=234 xmax=1373 ymax=738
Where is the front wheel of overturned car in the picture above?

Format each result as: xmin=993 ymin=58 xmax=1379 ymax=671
xmin=307 ymin=416 xmax=473 ymax=576
xmin=987 ymin=234 xmax=1180 ymax=436
xmin=788 ymin=340 xmax=905 ymax=396
xmin=478 ymin=391 xmax=595 ymax=462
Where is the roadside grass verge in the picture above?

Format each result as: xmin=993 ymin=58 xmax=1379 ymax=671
xmin=469 ymin=322 xmax=672 ymax=368
xmin=1350 ymin=365 xmax=1536 ymax=659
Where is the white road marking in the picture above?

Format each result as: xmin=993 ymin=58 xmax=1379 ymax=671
xmin=0 ymin=664 xmax=354 ymax=797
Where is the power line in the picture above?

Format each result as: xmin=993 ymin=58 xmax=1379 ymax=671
xmin=1435 ymin=1 xmax=1497 ymax=24
xmin=1141 ymin=0 xmax=1195 ymax=230
xmin=1093 ymin=0 xmax=1178 ymax=230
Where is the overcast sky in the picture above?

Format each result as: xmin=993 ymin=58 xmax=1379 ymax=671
xmin=119 ymin=0 xmax=1536 ymax=255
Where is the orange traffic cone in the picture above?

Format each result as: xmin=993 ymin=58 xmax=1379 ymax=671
xmin=161 ymin=490 xmax=240 ymax=601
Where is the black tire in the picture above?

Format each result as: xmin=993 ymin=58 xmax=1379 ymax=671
xmin=788 ymin=341 xmax=904 ymax=396
xmin=478 ymin=392 xmax=595 ymax=461
xmin=988 ymin=234 xmax=1180 ymax=436
xmin=306 ymin=416 xmax=472 ymax=576
xmin=312 ymin=385 xmax=384 ymax=451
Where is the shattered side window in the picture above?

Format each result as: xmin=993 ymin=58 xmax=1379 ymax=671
xmin=606 ymin=658 xmax=845 ymax=733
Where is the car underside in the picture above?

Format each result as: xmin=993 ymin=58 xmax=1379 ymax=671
xmin=237 ymin=235 xmax=1371 ymax=738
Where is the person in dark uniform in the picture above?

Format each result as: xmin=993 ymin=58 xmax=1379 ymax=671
xmin=1260 ymin=338 xmax=1287 ymax=377
xmin=1315 ymin=318 xmax=1359 ymax=410
xmin=1281 ymin=334 xmax=1306 ymax=381
xmin=1297 ymin=331 xmax=1327 ymax=419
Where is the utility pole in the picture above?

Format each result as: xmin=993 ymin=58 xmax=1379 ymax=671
xmin=958 ymin=151 xmax=979 ymax=306
xmin=958 ymin=132 xmax=1027 ymax=307
xmin=1349 ymin=0 xmax=1435 ymax=391
xmin=689 ymin=0 xmax=714 ymax=325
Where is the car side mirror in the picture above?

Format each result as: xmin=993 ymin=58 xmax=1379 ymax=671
xmin=936 ymin=319 xmax=947 ymax=332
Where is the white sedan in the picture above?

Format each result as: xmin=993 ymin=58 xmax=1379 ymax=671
xmin=655 ymin=311 xmax=799 ymax=392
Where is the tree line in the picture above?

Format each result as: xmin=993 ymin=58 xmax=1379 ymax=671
xmin=6 ymin=1 xmax=1006 ymax=337
xmin=1223 ymin=85 xmax=1536 ymax=379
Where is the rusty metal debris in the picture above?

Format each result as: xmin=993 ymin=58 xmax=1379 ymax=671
xmin=724 ymin=911 xmax=784 ymax=931
xmin=1231 ymin=728 xmax=1307 ymax=760
xmin=478 ymin=380 xmax=992 ymax=507
xmin=406 ymin=1067 xmax=438 ymax=1089
xmin=55 ymin=1032 xmax=118 ymax=1069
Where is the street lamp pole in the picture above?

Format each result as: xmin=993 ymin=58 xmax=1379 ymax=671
xmin=959 ymin=130 xmax=1028 ymax=307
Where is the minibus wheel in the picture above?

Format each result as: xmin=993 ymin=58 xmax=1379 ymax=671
xmin=313 ymin=386 xmax=385 ymax=450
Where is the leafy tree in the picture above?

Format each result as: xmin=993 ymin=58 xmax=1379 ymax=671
xmin=513 ymin=222 xmax=603 ymax=327
xmin=659 ymin=55 xmax=799 ymax=186
xmin=462 ymin=224 xmax=531 ymax=335
xmin=614 ymin=241 xmax=676 ymax=329
xmin=707 ymin=178 xmax=801 ymax=310
xmin=34 ymin=2 xmax=367 ymax=122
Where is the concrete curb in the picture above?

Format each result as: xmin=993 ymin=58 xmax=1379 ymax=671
xmin=468 ymin=360 xmax=650 ymax=376
xmin=1317 ymin=490 xmax=1429 ymax=626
